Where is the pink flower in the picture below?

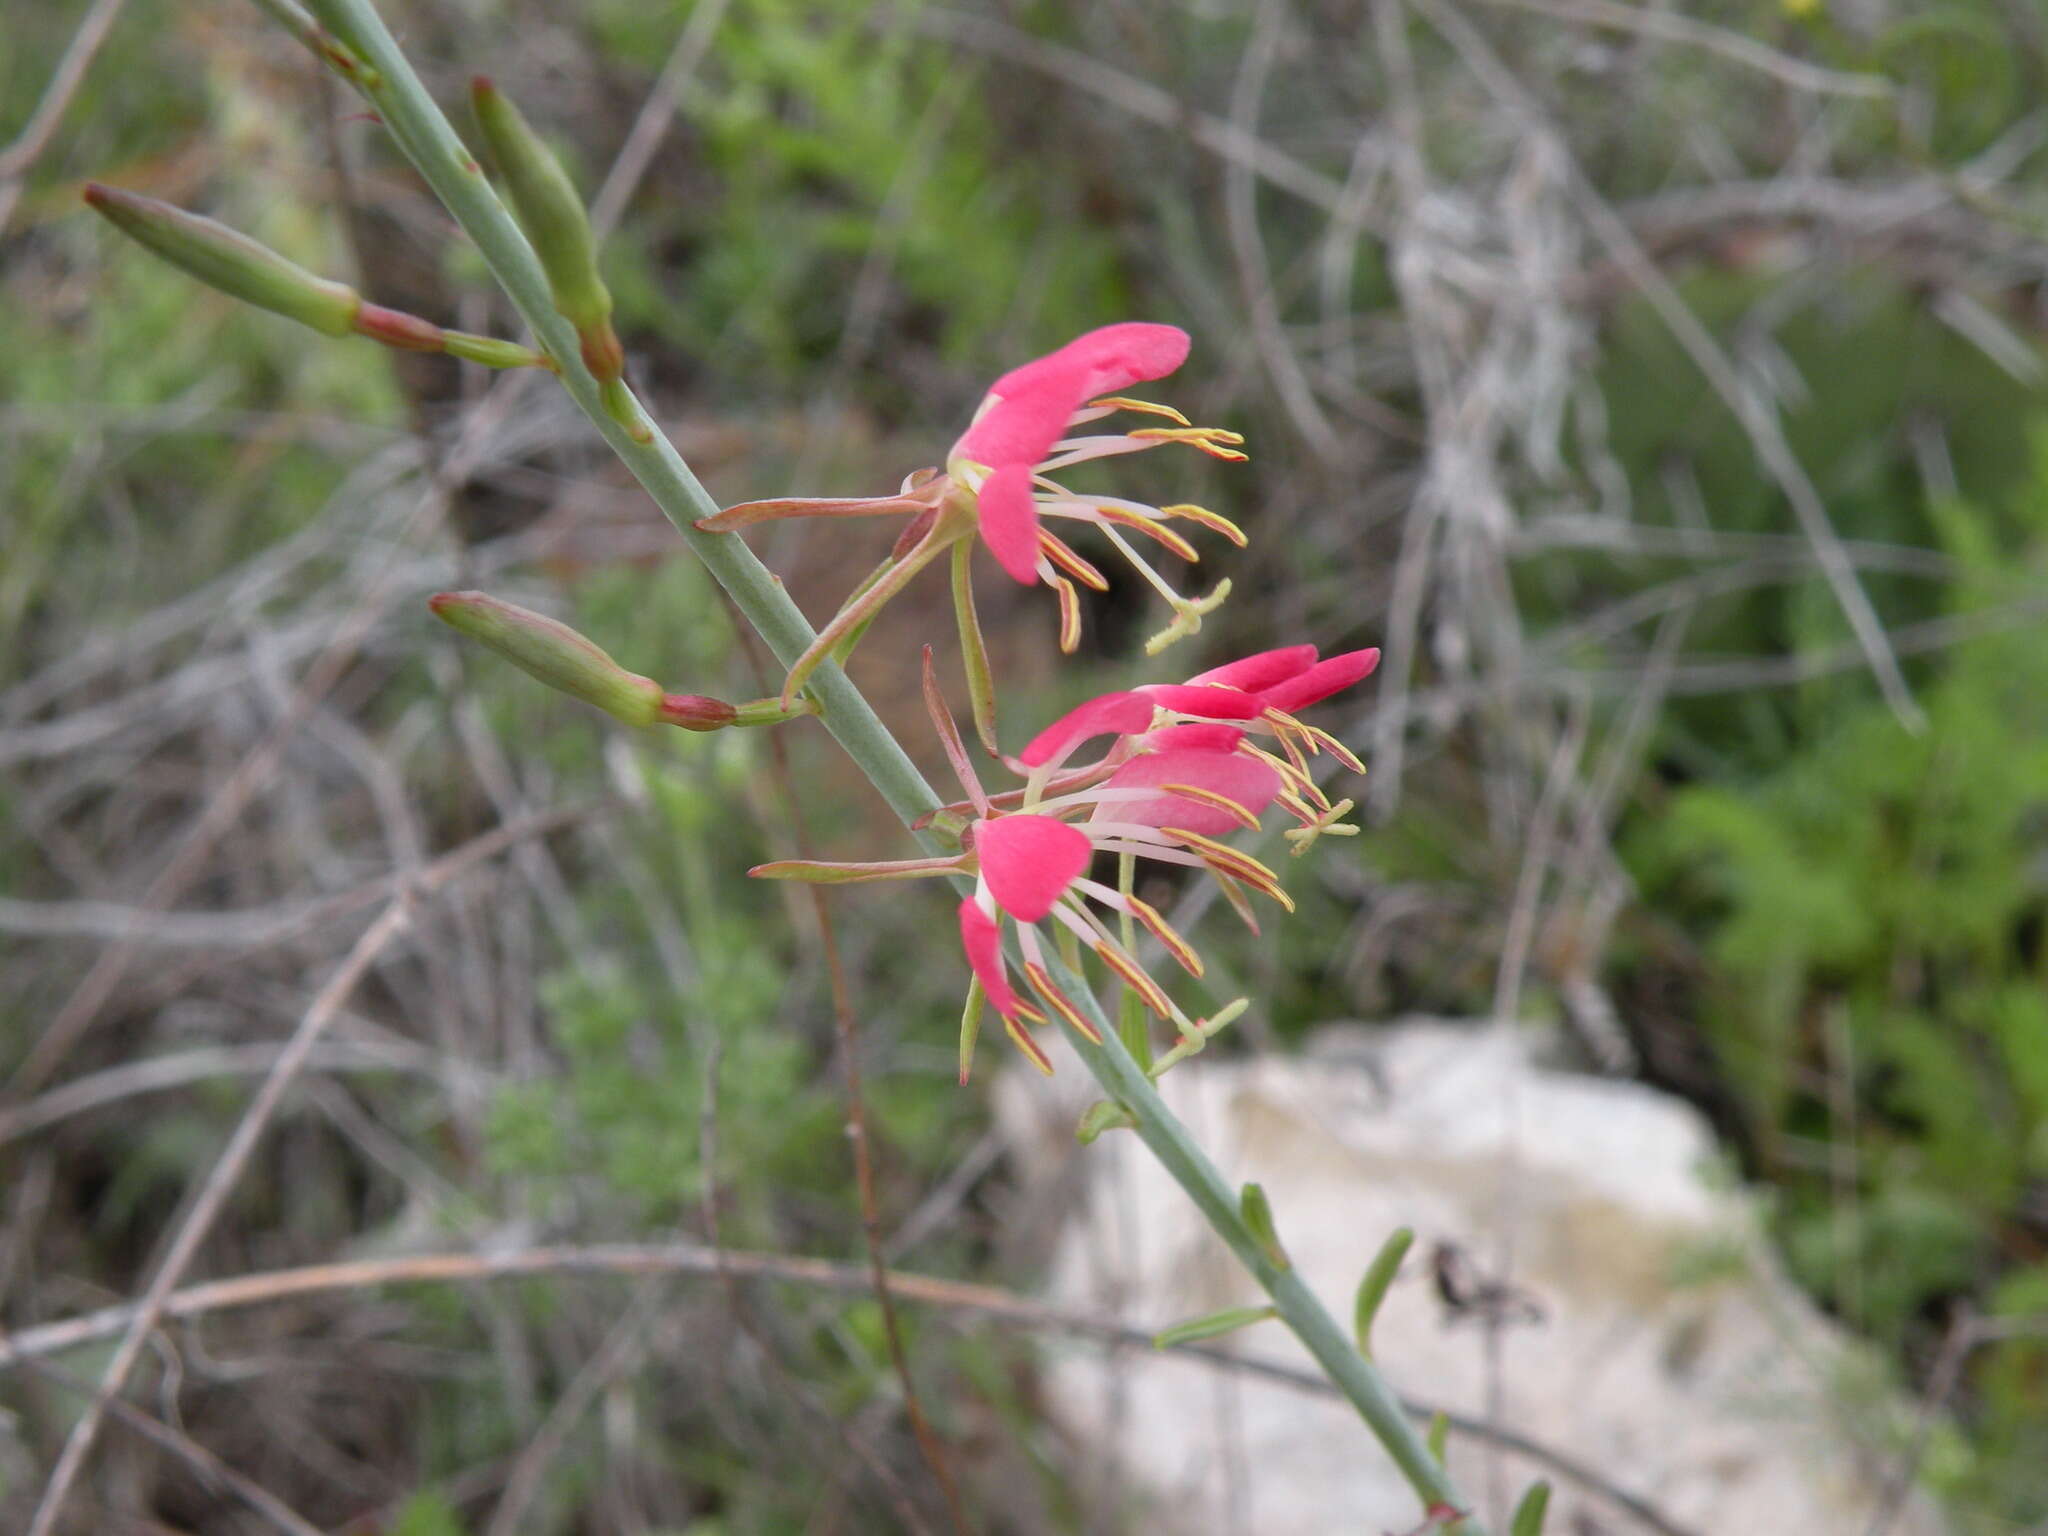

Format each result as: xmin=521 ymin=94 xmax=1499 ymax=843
xmin=750 ymin=651 xmax=1296 ymax=1080
xmin=1010 ymin=644 xmax=1379 ymax=854
xmin=696 ymin=323 xmax=1248 ymax=750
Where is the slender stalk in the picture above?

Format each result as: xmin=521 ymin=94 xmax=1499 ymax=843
xmin=302 ymin=0 xmax=936 ymax=829
xmin=293 ymin=2 xmax=1477 ymax=1523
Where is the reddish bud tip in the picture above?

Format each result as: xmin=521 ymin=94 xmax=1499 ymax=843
xmin=656 ymin=693 xmax=737 ymax=732
xmin=353 ymin=302 xmax=444 ymax=352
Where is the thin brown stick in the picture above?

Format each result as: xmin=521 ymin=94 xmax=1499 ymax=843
xmin=0 ymin=0 xmax=131 ymax=235
xmin=25 ymin=899 xmax=417 ymax=1536
xmin=0 ymin=1241 xmax=1696 ymax=1536
xmin=697 ymin=1035 xmax=935 ymax=1534
xmin=811 ymin=889 xmax=972 ymax=1532
xmin=752 ymin=676 xmax=971 ymax=1532
xmin=15 ymin=1354 xmax=325 ymax=1536
xmin=1490 ymin=690 xmax=1589 ymax=1023
xmin=1410 ymin=0 xmax=1925 ymax=733
xmin=483 ymin=1281 xmax=667 ymax=1536
xmin=1475 ymin=0 xmax=1891 ymax=98
xmin=588 ymin=0 xmax=733 ymax=238
xmin=11 ymin=384 xmax=542 ymax=1093
xmin=22 ymin=808 xmax=586 ymax=1536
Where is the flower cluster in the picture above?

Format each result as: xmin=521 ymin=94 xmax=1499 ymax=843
xmin=422 ymin=315 xmax=1376 ymax=1082
xmin=754 ymin=642 xmax=1376 ymax=1079
xmin=727 ymin=324 xmax=1379 ymax=1079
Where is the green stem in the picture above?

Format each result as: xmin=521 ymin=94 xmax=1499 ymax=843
xmin=304 ymin=0 xmax=935 ymax=828
xmin=298 ymin=2 xmax=1477 ymax=1523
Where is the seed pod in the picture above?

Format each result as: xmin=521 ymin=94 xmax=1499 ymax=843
xmin=84 ymin=183 xmax=360 ymax=336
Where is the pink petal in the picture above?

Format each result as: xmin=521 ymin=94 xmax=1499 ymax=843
xmin=954 ymin=366 xmax=1088 ymax=468
xmin=1139 ymin=683 xmax=1265 ymax=720
xmin=1018 ymin=691 xmax=1158 ymax=769
xmin=1184 ymin=644 xmax=1318 ymax=692
xmin=976 ymin=814 xmax=1091 ymax=922
xmin=958 ymin=899 xmax=1021 ymax=1019
xmin=1258 ymin=647 xmax=1380 ymax=712
xmin=976 ymin=462 xmax=1045 ymax=584
xmin=991 ymin=322 xmax=1192 ymax=400
xmin=1142 ymin=722 xmax=1246 ymax=754
xmin=1095 ymin=748 xmax=1282 ymax=836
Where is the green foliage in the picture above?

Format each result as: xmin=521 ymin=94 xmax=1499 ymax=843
xmin=587 ymin=0 xmax=1125 ymax=389
xmin=1628 ymin=455 xmax=2048 ymax=1518
xmin=388 ymin=1489 xmax=467 ymax=1536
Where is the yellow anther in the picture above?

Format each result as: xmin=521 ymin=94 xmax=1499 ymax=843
xmin=1092 ymin=942 xmax=1175 ymax=1017
xmin=1052 ymin=575 xmax=1083 ymax=654
xmin=1091 ymin=395 xmax=1192 ymax=426
xmin=1160 ymin=504 xmax=1249 ymax=547
xmin=1158 ymin=782 xmax=1262 ymax=833
xmin=1131 ymin=426 xmax=1250 ymax=462
xmin=1127 ymin=895 xmax=1205 ymax=977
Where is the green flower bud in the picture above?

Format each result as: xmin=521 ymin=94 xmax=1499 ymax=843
xmin=429 ymin=591 xmax=662 ymax=727
xmin=84 ymin=183 xmax=360 ymax=336
xmin=469 ymin=78 xmax=612 ymax=338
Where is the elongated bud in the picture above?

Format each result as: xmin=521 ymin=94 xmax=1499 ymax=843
xmin=429 ymin=591 xmax=662 ymax=726
xmin=470 ymin=77 xmax=611 ymax=338
xmin=84 ymin=183 xmax=358 ymax=336
xmin=85 ymin=186 xmax=551 ymax=370
xmin=469 ymin=79 xmax=647 ymax=437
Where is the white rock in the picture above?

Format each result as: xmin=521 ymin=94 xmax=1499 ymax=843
xmin=995 ymin=1020 xmax=1944 ymax=1535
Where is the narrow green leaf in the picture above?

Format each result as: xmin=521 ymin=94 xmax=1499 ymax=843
xmin=1427 ymin=1410 xmax=1450 ymax=1465
xmin=1239 ymin=1182 xmax=1290 ymax=1270
xmin=958 ymin=977 xmax=986 ymax=1086
xmin=1152 ymin=1305 xmax=1278 ymax=1349
xmin=1510 ymin=1481 xmax=1551 ymax=1536
xmin=1353 ymin=1226 xmax=1414 ymax=1358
